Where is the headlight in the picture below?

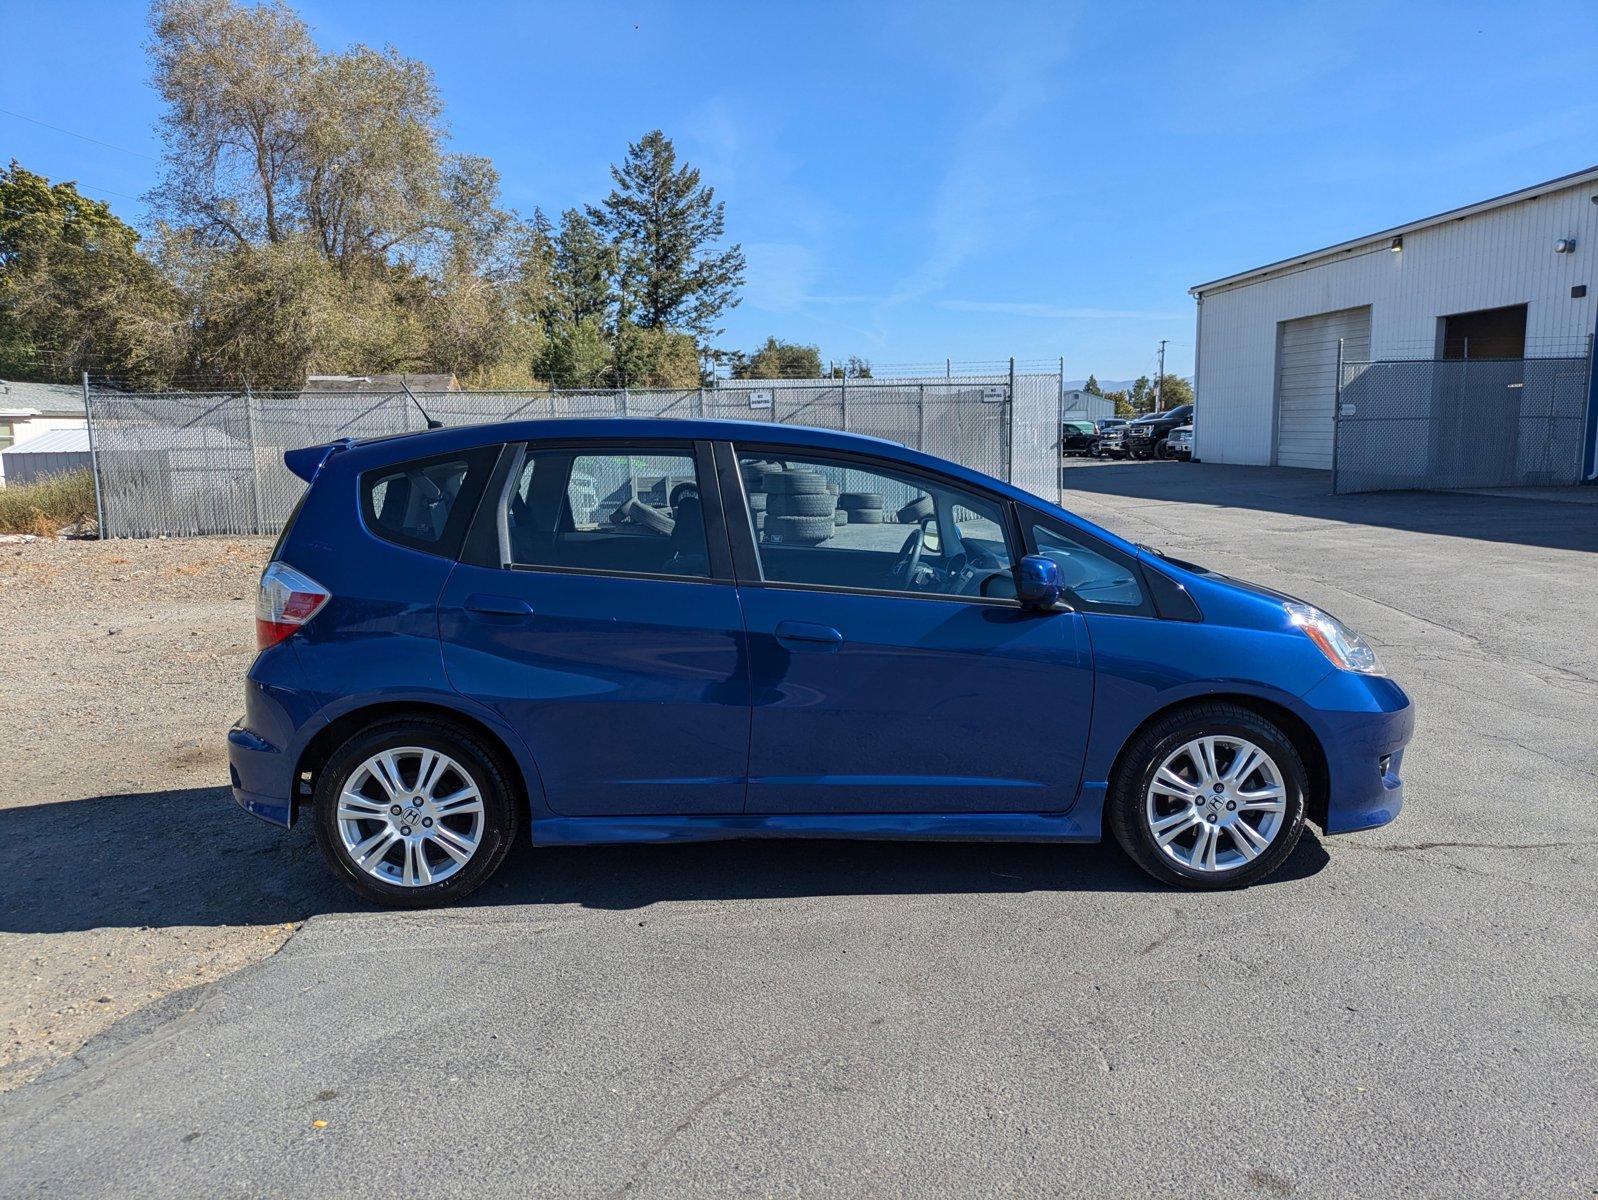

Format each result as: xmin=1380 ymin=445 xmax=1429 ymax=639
xmin=1285 ymin=602 xmax=1384 ymax=675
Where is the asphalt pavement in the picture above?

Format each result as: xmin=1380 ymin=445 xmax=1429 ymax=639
xmin=2 ymin=461 xmax=1594 ymax=1198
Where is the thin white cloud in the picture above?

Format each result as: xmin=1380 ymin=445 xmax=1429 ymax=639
xmin=940 ymin=300 xmax=1189 ymax=321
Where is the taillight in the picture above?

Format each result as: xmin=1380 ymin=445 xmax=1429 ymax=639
xmin=255 ymin=561 xmax=330 ymax=649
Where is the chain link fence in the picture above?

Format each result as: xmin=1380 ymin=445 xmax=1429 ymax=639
xmin=86 ymin=374 xmax=1064 ymax=537
xmin=1333 ymin=353 xmax=1593 ymax=494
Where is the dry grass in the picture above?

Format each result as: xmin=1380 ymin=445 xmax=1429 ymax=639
xmin=0 ymin=470 xmax=98 ymax=536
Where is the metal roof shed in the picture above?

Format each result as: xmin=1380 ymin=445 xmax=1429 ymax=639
xmin=1 ymin=427 xmax=93 ymax=486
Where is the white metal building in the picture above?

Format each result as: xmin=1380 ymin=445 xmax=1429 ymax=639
xmin=1060 ymin=389 xmax=1113 ymax=422
xmin=1190 ymin=166 xmax=1598 ymax=472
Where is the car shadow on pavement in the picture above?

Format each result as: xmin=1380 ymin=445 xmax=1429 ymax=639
xmin=0 ymin=786 xmax=1332 ymax=933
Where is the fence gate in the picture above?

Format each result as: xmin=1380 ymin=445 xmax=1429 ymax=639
xmin=1333 ymin=353 xmax=1593 ymax=494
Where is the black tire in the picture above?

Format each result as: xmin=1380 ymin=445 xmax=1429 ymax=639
xmin=1106 ymin=703 xmax=1307 ymax=890
xmin=747 ymin=491 xmax=768 ymax=513
xmin=764 ymin=470 xmax=827 ymax=495
xmin=897 ymin=495 xmax=935 ymax=524
xmin=765 ymin=513 xmax=835 ymax=543
xmin=769 ymin=491 xmax=835 ymax=517
xmin=848 ymin=508 xmax=885 ymax=524
xmin=834 ymin=510 xmax=848 ymax=525
xmin=837 ymin=491 xmax=884 ymax=511
xmin=312 ymin=718 xmax=520 ymax=908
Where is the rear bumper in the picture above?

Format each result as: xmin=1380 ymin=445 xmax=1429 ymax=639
xmin=229 ymin=722 xmax=296 ymax=827
xmin=228 ymin=643 xmax=317 ymax=829
xmin=1301 ymin=672 xmax=1414 ymax=834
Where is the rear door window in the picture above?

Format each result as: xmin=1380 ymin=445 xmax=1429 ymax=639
xmin=501 ymin=446 xmax=713 ymax=580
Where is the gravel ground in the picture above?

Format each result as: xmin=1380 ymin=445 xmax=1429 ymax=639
xmin=0 ymin=535 xmax=288 ymax=1091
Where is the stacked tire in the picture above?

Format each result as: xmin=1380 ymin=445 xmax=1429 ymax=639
xmin=764 ymin=469 xmax=836 ymax=544
xmin=836 ymin=491 xmax=885 ymax=525
xmin=741 ymin=462 xmax=781 ymax=535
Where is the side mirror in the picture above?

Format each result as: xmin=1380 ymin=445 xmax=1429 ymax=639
xmin=1017 ymin=554 xmax=1068 ymax=611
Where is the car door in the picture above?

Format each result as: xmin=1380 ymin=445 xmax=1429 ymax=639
xmin=438 ymin=439 xmax=750 ymax=816
xmin=719 ymin=443 xmax=1093 ymax=815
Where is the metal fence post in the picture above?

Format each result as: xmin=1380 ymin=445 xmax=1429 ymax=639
xmin=840 ymin=370 xmax=847 ymax=432
xmin=1058 ymin=356 xmax=1066 ymax=506
xmin=244 ymin=384 xmax=264 ymax=535
xmin=1331 ymin=338 xmax=1344 ymax=495
xmin=81 ymin=371 xmax=108 ymax=538
xmin=1584 ymin=329 xmax=1598 ymax=482
xmin=1006 ymin=356 xmax=1016 ymax=484
xmin=917 ymin=384 xmax=925 ymax=451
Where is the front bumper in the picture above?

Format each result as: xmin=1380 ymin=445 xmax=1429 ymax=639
xmin=1302 ymin=671 xmax=1414 ymax=834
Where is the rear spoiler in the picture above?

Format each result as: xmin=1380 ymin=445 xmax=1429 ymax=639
xmin=284 ymin=437 xmax=358 ymax=484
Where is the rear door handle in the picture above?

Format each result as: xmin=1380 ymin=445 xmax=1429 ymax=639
xmin=464 ymin=593 xmax=534 ymax=617
xmin=774 ymin=620 xmax=842 ymax=650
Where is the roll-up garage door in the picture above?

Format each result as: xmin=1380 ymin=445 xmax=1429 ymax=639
xmin=1275 ymin=307 xmax=1370 ymax=469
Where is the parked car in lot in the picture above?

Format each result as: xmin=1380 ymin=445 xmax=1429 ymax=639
xmin=1061 ymin=419 xmax=1097 ymax=456
xmin=1124 ymin=404 xmax=1194 ymax=460
xmin=234 ymin=418 xmax=1412 ymax=906
xmin=1092 ymin=418 xmax=1129 ymax=458
xmin=1167 ymin=424 xmax=1194 ymax=460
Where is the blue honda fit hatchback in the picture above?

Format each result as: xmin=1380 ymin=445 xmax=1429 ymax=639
xmin=230 ymin=418 xmax=1412 ymax=906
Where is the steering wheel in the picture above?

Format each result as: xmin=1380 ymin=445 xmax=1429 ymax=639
xmin=892 ymin=522 xmax=929 ymax=589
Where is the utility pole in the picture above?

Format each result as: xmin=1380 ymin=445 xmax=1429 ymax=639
xmin=1155 ymin=340 xmax=1168 ymax=412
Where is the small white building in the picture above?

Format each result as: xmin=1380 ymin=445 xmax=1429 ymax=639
xmin=1190 ymin=166 xmax=1598 ymax=475
xmin=0 ymin=380 xmax=89 ymax=486
xmin=1060 ymin=389 xmax=1113 ymax=422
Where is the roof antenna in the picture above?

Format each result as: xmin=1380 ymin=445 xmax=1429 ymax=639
xmin=399 ymin=379 xmax=444 ymax=429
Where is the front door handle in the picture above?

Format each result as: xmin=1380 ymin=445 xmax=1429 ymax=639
xmin=774 ymin=620 xmax=842 ymax=651
xmin=464 ymin=593 xmax=534 ymax=617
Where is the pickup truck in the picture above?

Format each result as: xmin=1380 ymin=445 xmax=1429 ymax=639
xmin=1122 ymin=404 xmax=1194 ymax=460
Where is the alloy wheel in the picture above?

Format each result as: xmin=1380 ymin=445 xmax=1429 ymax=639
xmin=1144 ymin=735 xmax=1287 ymax=873
xmin=335 ymin=747 xmax=485 ymax=887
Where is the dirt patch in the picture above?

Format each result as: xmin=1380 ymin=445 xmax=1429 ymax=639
xmin=0 ymin=535 xmax=310 ymax=1091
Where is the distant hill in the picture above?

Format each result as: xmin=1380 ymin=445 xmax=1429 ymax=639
xmin=1065 ymin=378 xmax=1189 ymax=394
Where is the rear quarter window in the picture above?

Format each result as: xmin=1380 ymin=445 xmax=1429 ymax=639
xmin=360 ymin=446 xmax=500 ymax=556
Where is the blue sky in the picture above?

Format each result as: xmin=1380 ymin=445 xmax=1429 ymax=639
xmin=4 ymin=0 xmax=1597 ymax=379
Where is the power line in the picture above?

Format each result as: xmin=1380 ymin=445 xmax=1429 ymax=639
xmin=0 ymin=106 xmax=158 ymax=160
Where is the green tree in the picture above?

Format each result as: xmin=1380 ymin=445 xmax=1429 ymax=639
xmin=1082 ymin=373 xmax=1100 ymax=395
xmin=0 ymin=161 xmax=182 ymax=385
xmin=148 ymin=0 xmax=534 ymax=385
xmin=1152 ymin=373 xmax=1194 ymax=409
xmin=827 ymin=355 xmax=871 ymax=379
xmin=615 ymin=324 xmax=701 ymax=388
xmin=548 ymin=209 xmax=615 ymax=327
xmin=734 ymin=336 xmax=821 ymax=379
xmin=589 ymin=130 xmax=745 ymax=341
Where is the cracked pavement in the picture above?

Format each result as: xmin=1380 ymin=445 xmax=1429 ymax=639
xmin=0 ymin=461 xmax=1594 ymax=1198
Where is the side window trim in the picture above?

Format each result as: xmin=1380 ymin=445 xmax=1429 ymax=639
xmin=717 ymin=440 xmax=1023 ymax=607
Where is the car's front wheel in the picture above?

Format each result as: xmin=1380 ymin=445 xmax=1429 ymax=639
xmin=312 ymin=718 xmax=519 ymax=907
xmin=1107 ymin=703 xmax=1307 ymax=889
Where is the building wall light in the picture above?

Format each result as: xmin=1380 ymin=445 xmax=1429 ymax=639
xmin=1389 ymin=236 xmax=1403 ymax=252
xmin=1555 ymin=237 xmax=1577 ymax=253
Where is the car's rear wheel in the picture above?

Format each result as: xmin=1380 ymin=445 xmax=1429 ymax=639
xmin=313 ymin=719 xmax=518 ymax=908
xmin=1107 ymin=703 xmax=1306 ymax=889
